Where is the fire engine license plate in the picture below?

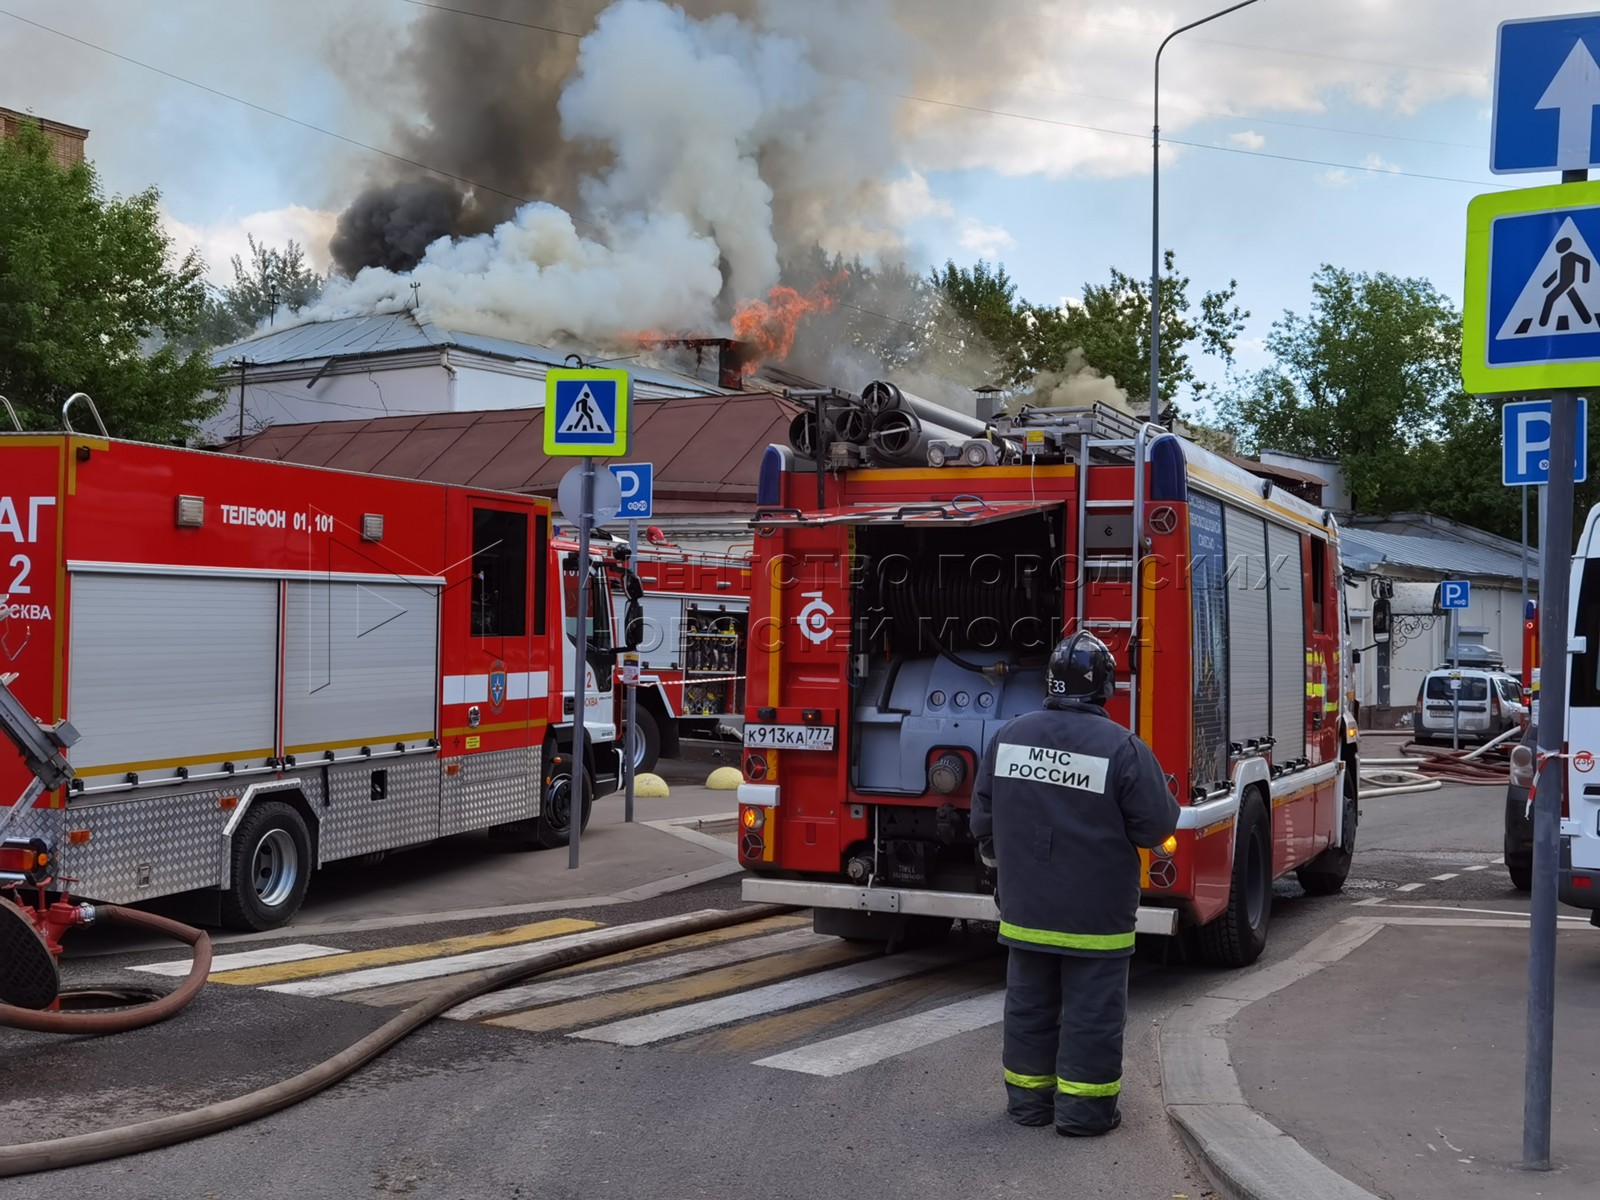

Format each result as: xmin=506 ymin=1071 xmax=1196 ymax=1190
xmin=745 ymin=724 xmax=835 ymax=751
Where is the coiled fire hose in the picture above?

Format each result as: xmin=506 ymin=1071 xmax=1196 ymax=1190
xmin=0 ymin=903 xmax=790 ymax=1177
xmin=0 ymin=905 xmax=212 ymax=1034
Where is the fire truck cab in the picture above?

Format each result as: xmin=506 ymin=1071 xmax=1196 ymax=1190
xmin=737 ymin=398 xmax=1358 ymax=967
xmin=0 ymin=432 xmax=635 ymax=930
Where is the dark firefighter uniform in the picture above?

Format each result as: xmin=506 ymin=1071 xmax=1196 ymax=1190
xmin=970 ymin=632 xmax=1180 ymax=1136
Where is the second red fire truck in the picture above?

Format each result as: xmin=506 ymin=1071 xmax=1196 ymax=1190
xmin=0 ymin=429 xmax=638 ymax=930
xmin=736 ymin=396 xmax=1359 ymax=967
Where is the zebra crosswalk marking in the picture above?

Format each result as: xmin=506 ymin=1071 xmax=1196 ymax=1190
xmin=345 ymin=914 xmax=810 ymax=1009
xmin=571 ymin=948 xmax=956 ymax=1047
xmin=669 ymin=952 xmax=1003 ymax=1058
xmin=445 ymin=927 xmax=829 ymax=1021
xmin=209 ymin=917 xmax=598 ymax=988
xmin=132 ymin=943 xmax=342 ymax=978
xmin=262 ymin=918 xmax=704 ymax=998
xmin=753 ymin=989 xmax=1005 ymax=1076
xmin=485 ymin=939 xmax=879 ymax=1034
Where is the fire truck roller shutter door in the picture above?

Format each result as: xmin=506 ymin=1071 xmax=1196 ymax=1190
xmin=67 ymin=573 xmax=279 ymax=780
xmin=1265 ymin=524 xmax=1305 ymax=763
xmin=1223 ymin=508 xmax=1271 ymax=748
xmin=282 ymin=580 xmax=439 ymax=751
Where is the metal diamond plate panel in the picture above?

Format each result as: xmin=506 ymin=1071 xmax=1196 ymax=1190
xmin=441 ymin=747 xmax=540 ymax=837
xmin=0 ymin=805 xmax=64 ymax=847
xmin=317 ymin=756 xmax=442 ymax=863
xmin=57 ymin=789 xmax=232 ymax=904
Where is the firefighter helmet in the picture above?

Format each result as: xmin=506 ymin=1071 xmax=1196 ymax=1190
xmin=1046 ymin=632 xmax=1116 ymax=706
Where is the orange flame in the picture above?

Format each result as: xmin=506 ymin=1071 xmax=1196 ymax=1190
xmin=731 ymin=273 xmax=845 ymax=376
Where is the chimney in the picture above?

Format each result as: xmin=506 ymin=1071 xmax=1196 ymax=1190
xmin=717 ymin=339 xmax=756 ymax=389
xmin=974 ymin=385 xmax=1003 ymax=423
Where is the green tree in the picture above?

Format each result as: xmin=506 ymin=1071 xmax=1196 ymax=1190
xmin=1021 ymin=251 xmax=1246 ymax=418
xmin=926 ymin=260 xmax=1029 ymax=385
xmin=198 ymin=234 xmax=324 ymax=347
xmin=0 ymin=120 xmax=218 ymax=441
xmin=1217 ymin=266 xmax=1470 ymax=516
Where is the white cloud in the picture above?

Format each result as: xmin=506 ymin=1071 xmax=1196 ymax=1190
xmin=884 ymin=171 xmax=955 ymax=223
xmin=163 ymin=206 xmax=339 ymax=285
xmin=1318 ymin=169 xmax=1355 ymax=189
xmin=1229 ymin=130 xmax=1265 ymax=151
xmin=958 ymin=219 xmax=1016 ymax=260
xmin=1361 ymin=152 xmax=1402 ymax=173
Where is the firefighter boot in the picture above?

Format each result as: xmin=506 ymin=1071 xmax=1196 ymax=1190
xmin=1001 ymin=947 xmax=1059 ymax=1126
xmin=1054 ymin=955 xmax=1129 ymax=1137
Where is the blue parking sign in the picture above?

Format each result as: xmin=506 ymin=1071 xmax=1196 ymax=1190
xmin=1502 ymin=397 xmax=1589 ymax=485
xmin=1439 ymin=580 xmax=1471 ymax=610
xmin=609 ymin=463 xmax=654 ymax=520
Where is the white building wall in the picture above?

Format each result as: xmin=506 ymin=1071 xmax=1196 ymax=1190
xmin=1344 ymin=574 xmax=1531 ymax=721
xmin=205 ymin=363 xmax=449 ymax=444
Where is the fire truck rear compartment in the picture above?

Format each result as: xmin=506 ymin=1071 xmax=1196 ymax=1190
xmin=845 ymin=512 xmax=1063 ymax=886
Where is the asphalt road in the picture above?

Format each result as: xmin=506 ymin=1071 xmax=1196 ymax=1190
xmin=0 ymin=761 xmax=1538 ymax=1200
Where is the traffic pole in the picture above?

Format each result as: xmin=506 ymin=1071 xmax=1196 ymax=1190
xmin=1524 ymin=388 xmax=1576 ymax=1170
xmin=624 ymin=517 xmax=639 ymax=824
xmin=1451 ymin=608 xmax=1461 ymax=751
xmin=570 ymin=455 xmax=595 ymax=870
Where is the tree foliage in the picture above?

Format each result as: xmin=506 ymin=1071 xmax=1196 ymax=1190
xmin=1219 ymin=267 xmax=1500 ymax=519
xmin=0 ymin=120 xmax=217 ymax=441
xmin=1021 ymin=251 xmax=1246 ymax=417
xmin=198 ymin=235 xmax=324 ymax=348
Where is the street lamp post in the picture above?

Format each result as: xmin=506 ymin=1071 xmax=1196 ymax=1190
xmin=1150 ymin=0 xmax=1264 ymax=421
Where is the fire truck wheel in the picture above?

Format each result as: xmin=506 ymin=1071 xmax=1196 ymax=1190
xmin=1296 ymin=770 xmax=1358 ymax=897
xmin=531 ymin=762 xmax=594 ymax=850
xmin=628 ymin=709 xmax=661 ymax=775
xmin=1197 ymin=790 xmax=1271 ymax=969
xmin=221 ymin=801 xmax=312 ymax=931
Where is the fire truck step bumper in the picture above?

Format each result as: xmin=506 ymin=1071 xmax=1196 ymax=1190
xmin=740 ymin=878 xmax=1180 ymax=936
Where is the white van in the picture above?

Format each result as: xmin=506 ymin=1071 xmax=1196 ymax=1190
xmin=1534 ymin=506 xmax=1600 ymax=921
xmin=1413 ymin=666 xmax=1525 ymax=743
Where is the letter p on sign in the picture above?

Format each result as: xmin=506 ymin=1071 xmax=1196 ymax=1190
xmin=1502 ymin=398 xmax=1589 ymax=486
xmin=608 ymin=463 xmax=654 ymax=520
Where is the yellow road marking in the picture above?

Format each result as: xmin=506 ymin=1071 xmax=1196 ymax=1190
xmin=485 ymin=939 xmax=878 ymax=1033
xmin=210 ymin=917 xmax=598 ymax=987
xmin=342 ymin=914 xmax=810 ymax=1008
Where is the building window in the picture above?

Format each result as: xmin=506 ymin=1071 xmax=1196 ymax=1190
xmin=471 ymin=508 xmax=528 ymax=638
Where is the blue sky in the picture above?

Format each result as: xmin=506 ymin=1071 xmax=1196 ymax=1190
xmin=0 ymin=0 xmax=1582 ymax=403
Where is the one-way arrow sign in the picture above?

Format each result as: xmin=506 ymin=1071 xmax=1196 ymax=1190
xmin=1538 ymin=38 xmax=1600 ymax=169
xmin=1495 ymin=13 xmax=1600 ymax=175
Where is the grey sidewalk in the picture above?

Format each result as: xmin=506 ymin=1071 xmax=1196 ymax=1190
xmin=1166 ymin=918 xmax=1600 ymax=1200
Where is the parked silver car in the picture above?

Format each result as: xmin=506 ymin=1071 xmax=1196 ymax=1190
xmin=1413 ymin=668 xmax=1526 ymax=744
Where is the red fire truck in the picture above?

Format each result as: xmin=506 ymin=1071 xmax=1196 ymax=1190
xmin=0 ymin=431 xmax=634 ymax=930
xmin=736 ymin=399 xmax=1359 ymax=967
xmin=617 ymin=543 xmax=753 ymax=773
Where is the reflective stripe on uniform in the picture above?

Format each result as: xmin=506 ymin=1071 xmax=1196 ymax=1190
xmin=999 ymin=921 xmax=1136 ymax=952
xmin=1004 ymin=1068 xmax=1057 ymax=1090
xmin=1058 ymin=1078 xmax=1122 ymax=1097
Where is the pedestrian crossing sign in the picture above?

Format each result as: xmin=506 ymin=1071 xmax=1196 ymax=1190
xmin=544 ymin=368 xmax=630 ymax=456
xmin=1464 ymin=181 xmax=1600 ymax=393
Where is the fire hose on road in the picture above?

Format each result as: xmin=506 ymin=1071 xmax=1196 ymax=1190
xmin=0 ymin=903 xmax=791 ymax=1177
xmin=1360 ymin=724 xmax=1523 ymax=794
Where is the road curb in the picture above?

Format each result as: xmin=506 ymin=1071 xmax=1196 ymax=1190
xmin=1159 ymin=918 xmax=1386 ymax=1200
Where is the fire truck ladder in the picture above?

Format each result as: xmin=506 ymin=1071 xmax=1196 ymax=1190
xmin=1004 ymin=405 xmax=1161 ymax=730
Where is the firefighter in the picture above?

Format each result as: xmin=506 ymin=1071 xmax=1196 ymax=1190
xmin=970 ymin=631 xmax=1180 ymax=1136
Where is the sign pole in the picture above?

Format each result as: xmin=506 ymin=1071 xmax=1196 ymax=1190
xmin=1451 ymin=610 xmax=1461 ymax=751
xmin=569 ymin=455 xmax=595 ymax=870
xmin=624 ymin=517 xmax=640 ymax=824
xmin=1521 ymin=485 xmax=1530 ymax=618
xmin=1526 ymin=388 xmax=1576 ymax=1170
